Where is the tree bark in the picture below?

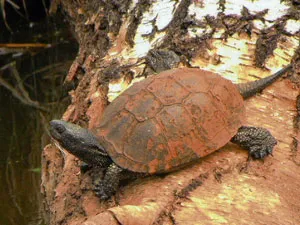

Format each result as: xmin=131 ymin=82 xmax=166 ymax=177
xmin=42 ymin=1 xmax=300 ymax=224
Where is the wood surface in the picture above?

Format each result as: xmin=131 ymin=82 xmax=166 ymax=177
xmin=42 ymin=1 xmax=300 ymax=224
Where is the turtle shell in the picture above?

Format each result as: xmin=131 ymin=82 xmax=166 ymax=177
xmin=94 ymin=68 xmax=245 ymax=174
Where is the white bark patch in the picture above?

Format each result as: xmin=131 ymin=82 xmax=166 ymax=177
xmin=191 ymin=33 xmax=258 ymax=82
xmin=154 ymin=0 xmax=178 ymax=30
xmin=128 ymin=0 xmax=139 ymax=11
xmin=189 ymin=0 xmax=290 ymax=30
xmin=107 ymin=0 xmax=298 ymax=102
xmin=108 ymin=78 xmax=131 ymax=101
xmin=285 ymin=19 xmax=300 ymax=34
xmin=188 ymin=0 xmax=220 ymax=21
xmin=191 ymin=33 xmax=297 ymax=83
xmin=133 ymin=0 xmax=179 ymax=57
xmin=224 ymin=0 xmax=289 ymax=21
xmin=108 ymin=77 xmax=145 ymax=102
xmin=252 ymin=20 xmax=275 ymax=30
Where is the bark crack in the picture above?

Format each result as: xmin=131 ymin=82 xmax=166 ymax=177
xmin=107 ymin=210 xmax=123 ymax=225
xmin=154 ymin=172 xmax=209 ymax=224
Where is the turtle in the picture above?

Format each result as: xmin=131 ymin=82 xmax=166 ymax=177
xmin=50 ymin=64 xmax=292 ymax=200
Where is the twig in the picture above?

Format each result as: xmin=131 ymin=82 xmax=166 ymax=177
xmin=0 ymin=0 xmax=12 ymax=32
xmin=0 ymin=43 xmax=51 ymax=48
xmin=0 ymin=65 xmax=49 ymax=111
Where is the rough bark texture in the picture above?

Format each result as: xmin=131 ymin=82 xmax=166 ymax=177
xmin=43 ymin=1 xmax=300 ymax=224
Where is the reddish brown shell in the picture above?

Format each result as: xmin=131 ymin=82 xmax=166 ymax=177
xmin=94 ymin=68 xmax=245 ymax=173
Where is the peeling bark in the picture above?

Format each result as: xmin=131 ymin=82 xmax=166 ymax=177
xmin=43 ymin=0 xmax=300 ymax=224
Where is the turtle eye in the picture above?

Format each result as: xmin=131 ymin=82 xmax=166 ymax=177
xmin=55 ymin=124 xmax=66 ymax=134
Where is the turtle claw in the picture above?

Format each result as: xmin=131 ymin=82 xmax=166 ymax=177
xmin=249 ymin=144 xmax=274 ymax=159
xmin=231 ymin=126 xmax=277 ymax=160
xmin=94 ymin=183 xmax=113 ymax=200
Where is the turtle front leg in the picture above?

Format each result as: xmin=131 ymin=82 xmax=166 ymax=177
xmin=231 ymin=126 xmax=277 ymax=159
xmin=80 ymin=154 xmax=112 ymax=173
xmin=94 ymin=163 xmax=124 ymax=200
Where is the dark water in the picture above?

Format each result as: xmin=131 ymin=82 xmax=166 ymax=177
xmin=0 ymin=17 xmax=78 ymax=225
xmin=0 ymin=88 xmax=46 ymax=225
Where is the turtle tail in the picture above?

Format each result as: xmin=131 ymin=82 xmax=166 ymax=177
xmin=237 ymin=64 xmax=292 ymax=99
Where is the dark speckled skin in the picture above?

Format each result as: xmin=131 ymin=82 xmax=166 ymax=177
xmin=231 ymin=126 xmax=277 ymax=159
xmin=237 ymin=64 xmax=292 ymax=99
xmin=50 ymin=120 xmax=112 ymax=168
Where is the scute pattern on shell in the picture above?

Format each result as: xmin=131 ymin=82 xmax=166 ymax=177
xmin=94 ymin=68 xmax=245 ymax=173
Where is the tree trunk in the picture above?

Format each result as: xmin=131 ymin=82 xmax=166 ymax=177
xmin=42 ymin=1 xmax=300 ymax=224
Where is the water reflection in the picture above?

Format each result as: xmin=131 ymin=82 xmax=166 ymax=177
xmin=0 ymin=36 xmax=77 ymax=225
xmin=0 ymin=92 xmax=46 ymax=224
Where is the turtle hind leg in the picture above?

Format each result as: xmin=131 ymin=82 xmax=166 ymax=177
xmin=231 ymin=126 xmax=277 ymax=159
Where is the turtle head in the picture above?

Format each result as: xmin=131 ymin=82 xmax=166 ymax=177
xmin=50 ymin=120 xmax=110 ymax=166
